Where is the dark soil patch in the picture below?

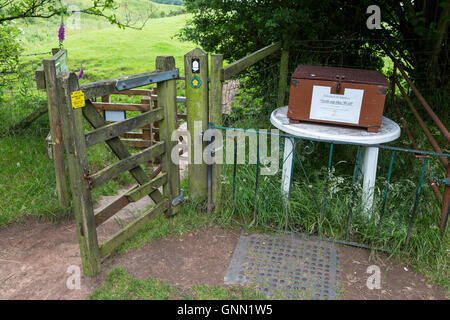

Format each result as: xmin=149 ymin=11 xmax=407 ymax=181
xmin=338 ymin=245 xmax=446 ymax=299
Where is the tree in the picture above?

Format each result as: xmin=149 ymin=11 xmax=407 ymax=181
xmin=1 ymin=0 xmax=126 ymax=25
xmin=178 ymin=0 xmax=449 ymax=90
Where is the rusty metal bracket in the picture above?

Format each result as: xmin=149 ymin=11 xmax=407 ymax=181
xmin=83 ymin=169 xmax=93 ymax=189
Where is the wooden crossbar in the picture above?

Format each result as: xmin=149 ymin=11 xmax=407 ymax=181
xmin=88 ymin=141 xmax=165 ymax=188
xmin=122 ymin=139 xmax=152 ymax=149
xmin=82 ymin=101 xmax=164 ymax=204
xmin=125 ymin=173 xmax=167 ymax=203
xmin=99 ymin=199 xmax=168 ymax=258
xmin=94 ymin=173 xmax=167 ymax=227
xmin=122 ymin=132 xmax=144 ymax=139
xmin=222 ymin=42 xmax=281 ymax=80
xmin=114 ymin=89 xmax=153 ymax=96
xmin=85 ymin=108 xmax=163 ymax=147
xmin=92 ymin=102 xmax=150 ymax=112
xmin=80 ymin=70 xmax=157 ymax=100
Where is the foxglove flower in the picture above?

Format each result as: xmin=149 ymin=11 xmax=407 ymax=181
xmin=78 ymin=65 xmax=84 ymax=79
xmin=58 ymin=21 xmax=65 ymax=43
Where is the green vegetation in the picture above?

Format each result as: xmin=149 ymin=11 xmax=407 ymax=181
xmin=216 ymin=72 xmax=449 ymax=290
xmin=0 ymin=0 xmax=448 ymax=299
xmin=22 ymin=14 xmax=193 ymax=81
xmin=90 ymin=267 xmax=265 ymax=300
xmin=180 ymin=0 xmax=449 ymax=111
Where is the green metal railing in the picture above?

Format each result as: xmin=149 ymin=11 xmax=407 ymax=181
xmin=212 ymin=124 xmax=450 ymax=253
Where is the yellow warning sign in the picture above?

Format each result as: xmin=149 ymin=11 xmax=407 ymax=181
xmin=71 ymin=91 xmax=85 ymax=109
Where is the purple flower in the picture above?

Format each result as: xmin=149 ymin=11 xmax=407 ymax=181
xmin=78 ymin=65 xmax=84 ymax=79
xmin=58 ymin=22 xmax=65 ymax=42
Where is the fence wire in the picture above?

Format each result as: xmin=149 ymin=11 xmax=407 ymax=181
xmin=213 ymin=125 xmax=449 ymax=255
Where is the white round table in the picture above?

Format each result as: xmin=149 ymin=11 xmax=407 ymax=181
xmin=271 ymin=106 xmax=401 ymax=211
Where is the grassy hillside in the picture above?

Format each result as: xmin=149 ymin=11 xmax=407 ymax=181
xmin=16 ymin=1 xmax=184 ymax=46
xmin=22 ymin=14 xmax=193 ymax=81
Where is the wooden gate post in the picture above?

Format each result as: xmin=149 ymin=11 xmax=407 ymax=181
xmin=57 ymin=72 xmax=101 ymax=276
xmin=277 ymin=35 xmax=290 ymax=108
xmin=43 ymin=50 xmax=70 ymax=210
xmin=156 ymin=56 xmax=181 ymax=215
xmin=184 ymin=48 xmax=209 ymax=200
xmin=210 ymin=54 xmax=224 ymax=210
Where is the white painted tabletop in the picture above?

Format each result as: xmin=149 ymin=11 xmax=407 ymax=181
xmin=270 ymin=106 xmax=401 ymax=145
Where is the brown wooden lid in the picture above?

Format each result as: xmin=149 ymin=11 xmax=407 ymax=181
xmin=292 ymin=65 xmax=389 ymax=86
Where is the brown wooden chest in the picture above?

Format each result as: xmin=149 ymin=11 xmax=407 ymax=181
xmin=287 ymin=65 xmax=389 ymax=132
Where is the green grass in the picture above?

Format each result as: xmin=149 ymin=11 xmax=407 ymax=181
xmin=16 ymin=1 xmax=185 ymax=47
xmin=0 ymin=133 xmax=62 ymax=225
xmin=90 ymin=267 xmax=266 ymax=300
xmin=22 ymin=14 xmax=194 ymax=82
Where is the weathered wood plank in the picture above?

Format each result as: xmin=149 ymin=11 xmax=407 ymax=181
xmin=57 ymin=72 xmax=101 ymax=276
xmin=82 ymin=101 xmax=163 ymax=204
xmin=35 ymin=65 xmax=46 ymax=90
xmin=122 ymin=139 xmax=152 ymax=149
xmin=94 ymin=195 xmax=130 ymax=227
xmin=94 ymin=173 xmax=166 ymax=227
xmin=43 ymin=50 xmax=70 ymax=210
xmin=114 ymin=89 xmax=153 ymax=96
xmin=89 ymin=141 xmax=165 ymax=188
xmin=125 ymin=173 xmax=167 ymax=203
xmin=222 ymin=42 xmax=281 ymax=80
xmin=184 ymin=49 xmax=208 ymax=199
xmin=141 ymin=96 xmax=187 ymax=103
xmin=92 ymin=102 xmax=150 ymax=112
xmin=85 ymin=108 xmax=163 ymax=147
xmin=122 ymin=132 xmax=144 ymax=139
xmin=210 ymin=54 xmax=224 ymax=211
xmin=158 ymin=56 xmax=181 ymax=215
xmin=99 ymin=199 xmax=168 ymax=258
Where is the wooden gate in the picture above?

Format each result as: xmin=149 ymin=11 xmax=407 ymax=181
xmin=56 ymin=56 xmax=180 ymax=276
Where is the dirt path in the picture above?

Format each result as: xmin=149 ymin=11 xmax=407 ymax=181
xmin=0 ymin=213 xmax=446 ymax=300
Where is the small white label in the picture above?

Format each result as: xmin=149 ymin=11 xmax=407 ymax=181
xmin=104 ymin=110 xmax=126 ymax=122
xmin=309 ymin=85 xmax=364 ymax=124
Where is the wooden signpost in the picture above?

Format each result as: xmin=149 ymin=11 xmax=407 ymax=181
xmin=184 ymin=48 xmax=209 ymax=200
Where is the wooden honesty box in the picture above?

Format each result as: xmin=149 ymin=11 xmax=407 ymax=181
xmin=287 ymin=65 xmax=389 ymax=132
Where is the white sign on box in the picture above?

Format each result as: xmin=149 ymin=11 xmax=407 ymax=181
xmin=309 ymin=85 xmax=364 ymax=124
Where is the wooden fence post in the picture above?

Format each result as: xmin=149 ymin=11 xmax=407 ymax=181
xmin=156 ymin=56 xmax=181 ymax=215
xmin=43 ymin=50 xmax=70 ymax=211
xmin=184 ymin=48 xmax=209 ymax=200
xmin=210 ymin=54 xmax=223 ymax=210
xmin=277 ymin=36 xmax=290 ymax=108
xmin=57 ymin=72 xmax=101 ymax=276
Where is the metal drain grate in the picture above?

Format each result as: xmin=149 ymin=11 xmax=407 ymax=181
xmin=225 ymin=232 xmax=340 ymax=300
